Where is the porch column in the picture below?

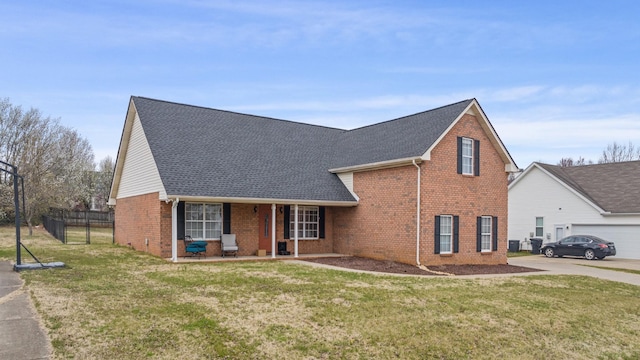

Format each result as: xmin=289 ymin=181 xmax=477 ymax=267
xmin=171 ymin=199 xmax=179 ymax=262
xmin=271 ymin=203 xmax=276 ymax=258
xmin=294 ymin=204 xmax=299 ymax=257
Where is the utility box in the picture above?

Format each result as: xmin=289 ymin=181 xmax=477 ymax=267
xmin=256 ymin=249 xmax=266 ymax=257
xmin=508 ymin=240 xmax=520 ymax=253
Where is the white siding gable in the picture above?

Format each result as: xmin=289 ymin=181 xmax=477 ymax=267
xmin=337 ymin=172 xmax=359 ymax=201
xmin=116 ymin=113 xmax=167 ymax=200
xmin=508 ymin=166 xmax=602 ymax=241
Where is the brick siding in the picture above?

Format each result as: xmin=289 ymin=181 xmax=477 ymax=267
xmin=114 ymin=192 xmax=167 ymax=257
xmin=117 ymin=199 xmax=335 ymax=258
xmin=334 ymin=113 xmax=509 ymax=266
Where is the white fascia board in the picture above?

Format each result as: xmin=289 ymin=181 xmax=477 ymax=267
xmin=507 ymin=162 xmax=536 ymax=189
xmin=108 ymin=98 xmax=137 ymax=205
xmin=167 ymin=195 xmax=359 ymax=207
xmin=421 ymin=115 xmax=458 ymax=161
xmin=466 ymin=100 xmax=519 ymax=172
xmin=601 ymin=212 xmax=640 ymax=217
xmin=329 ymin=157 xmax=422 ymax=174
xmin=424 ymin=99 xmax=518 ymax=172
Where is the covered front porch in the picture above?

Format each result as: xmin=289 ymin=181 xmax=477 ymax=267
xmin=165 ymin=200 xmax=352 ymax=262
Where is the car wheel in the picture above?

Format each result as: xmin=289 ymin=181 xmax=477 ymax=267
xmin=584 ymin=249 xmax=596 ymax=260
xmin=544 ymin=248 xmax=555 ymax=258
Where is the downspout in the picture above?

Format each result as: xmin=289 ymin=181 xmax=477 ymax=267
xmin=412 ymin=159 xmax=421 ymax=266
xmin=171 ymin=197 xmax=180 ymax=262
xmin=294 ymin=204 xmax=299 ymax=257
xmin=271 ymin=204 xmax=276 ymax=259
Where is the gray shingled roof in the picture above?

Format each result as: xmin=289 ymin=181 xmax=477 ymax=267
xmin=131 ymin=96 xmax=474 ymax=202
xmin=537 ymin=161 xmax=640 ymax=213
xmin=332 ymin=99 xmax=473 ymax=168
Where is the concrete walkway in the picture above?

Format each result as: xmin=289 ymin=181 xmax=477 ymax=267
xmin=502 ymin=255 xmax=640 ymax=286
xmin=0 ymin=261 xmax=51 ymax=360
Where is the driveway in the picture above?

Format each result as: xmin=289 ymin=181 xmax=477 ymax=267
xmin=504 ymin=255 xmax=640 ymax=286
xmin=0 ymin=261 xmax=51 ymax=359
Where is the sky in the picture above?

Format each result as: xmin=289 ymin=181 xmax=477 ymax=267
xmin=1 ymin=0 xmax=640 ymax=169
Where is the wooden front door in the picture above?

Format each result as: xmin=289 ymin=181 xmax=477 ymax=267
xmin=258 ymin=205 xmax=272 ymax=252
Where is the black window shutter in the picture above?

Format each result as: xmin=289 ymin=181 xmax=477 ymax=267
xmin=177 ymin=201 xmax=185 ymax=239
xmin=223 ymin=203 xmax=231 ymax=234
xmin=474 ymin=139 xmax=480 ymax=176
xmin=492 ymin=216 xmax=498 ymax=252
xmin=476 ymin=216 xmax=482 ymax=252
xmin=453 ymin=216 xmax=460 ymax=253
xmin=319 ymin=206 xmax=325 ymax=239
xmin=434 ymin=216 xmax=441 ymax=254
xmin=456 ymin=137 xmax=463 ymax=174
xmin=284 ymin=205 xmax=290 ymax=239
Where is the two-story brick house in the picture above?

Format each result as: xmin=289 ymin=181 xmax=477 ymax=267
xmin=109 ymin=96 xmax=517 ymax=265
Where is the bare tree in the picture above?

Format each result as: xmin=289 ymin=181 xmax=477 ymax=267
xmin=93 ymin=156 xmax=115 ymax=211
xmin=0 ymin=98 xmax=95 ymax=234
xmin=598 ymin=141 xmax=640 ymax=163
xmin=557 ymin=156 xmax=591 ymax=167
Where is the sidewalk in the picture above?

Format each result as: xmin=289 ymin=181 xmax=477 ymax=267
xmin=0 ymin=261 xmax=51 ymax=360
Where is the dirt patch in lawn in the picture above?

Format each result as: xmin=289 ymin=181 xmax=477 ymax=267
xmin=302 ymin=256 xmax=540 ymax=276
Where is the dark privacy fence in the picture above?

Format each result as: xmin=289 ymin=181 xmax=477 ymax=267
xmin=42 ymin=215 xmax=66 ymax=243
xmin=43 ymin=209 xmax=114 ymax=244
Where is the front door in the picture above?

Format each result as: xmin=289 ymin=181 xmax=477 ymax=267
xmin=555 ymin=226 xmax=565 ymax=242
xmin=258 ymin=205 xmax=272 ymax=253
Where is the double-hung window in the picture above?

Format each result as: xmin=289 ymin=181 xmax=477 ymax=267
xmin=480 ymin=216 xmax=492 ymax=252
xmin=535 ymin=217 xmax=544 ymax=237
xmin=457 ymin=136 xmax=479 ymax=176
xmin=439 ymin=215 xmax=453 ymax=253
xmin=461 ymin=137 xmax=474 ymax=175
xmin=289 ymin=206 xmax=319 ymax=239
xmin=185 ymin=203 xmax=222 ymax=240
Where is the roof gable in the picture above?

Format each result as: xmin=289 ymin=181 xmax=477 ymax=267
xmin=330 ymin=99 xmax=473 ymax=169
xmin=129 ymin=97 xmax=355 ymax=203
xmin=511 ymin=161 xmax=640 ymax=214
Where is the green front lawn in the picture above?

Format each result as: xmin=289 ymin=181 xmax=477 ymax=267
xmin=2 ymin=226 xmax=639 ymax=359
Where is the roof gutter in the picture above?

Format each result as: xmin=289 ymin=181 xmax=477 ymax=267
xmin=329 ymin=156 xmax=423 ymax=174
xmin=165 ymin=195 xmax=358 ymax=207
xmin=413 ymin=159 xmax=421 ymax=266
xmin=601 ymin=212 xmax=640 ymax=216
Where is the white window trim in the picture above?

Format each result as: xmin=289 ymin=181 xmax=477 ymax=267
xmin=185 ymin=203 xmax=223 ymax=241
xmin=481 ymin=216 xmax=492 ymax=252
xmin=462 ymin=137 xmax=474 ymax=175
xmin=535 ymin=217 xmax=544 ymax=237
xmin=290 ymin=205 xmax=319 ymax=240
xmin=440 ymin=215 xmax=453 ymax=254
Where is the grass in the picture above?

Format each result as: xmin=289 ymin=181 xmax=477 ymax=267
xmin=582 ymin=265 xmax=640 ymax=276
xmin=506 ymin=251 xmax=535 ymax=258
xmin=64 ymin=225 xmax=113 ymax=244
xmin=2 ymin=226 xmax=640 ymax=359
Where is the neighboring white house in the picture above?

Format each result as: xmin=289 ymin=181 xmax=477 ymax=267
xmin=508 ymin=161 xmax=640 ymax=260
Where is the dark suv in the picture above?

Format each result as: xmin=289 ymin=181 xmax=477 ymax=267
xmin=541 ymin=235 xmax=616 ymax=260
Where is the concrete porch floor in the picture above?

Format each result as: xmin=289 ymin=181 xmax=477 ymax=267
xmin=167 ymin=253 xmax=346 ymax=263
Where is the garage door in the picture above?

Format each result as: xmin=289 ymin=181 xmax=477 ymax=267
xmin=572 ymin=225 xmax=640 ymax=260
